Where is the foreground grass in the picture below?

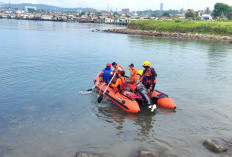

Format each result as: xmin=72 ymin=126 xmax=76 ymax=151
xmin=128 ymin=20 xmax=232 ymax=36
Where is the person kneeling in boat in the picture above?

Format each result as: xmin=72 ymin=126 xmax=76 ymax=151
xmin=100 ymin=63 xmax=113 ymax=84
xmin=140 ymin=61 xmax=157 ymax=97
xmin=137 ymin=70 xmax=156 ymax=112
xmin=103 ymin=63 xmax=113 ymax=83
xmin=110 ymin=71 xmax=126 ymax=92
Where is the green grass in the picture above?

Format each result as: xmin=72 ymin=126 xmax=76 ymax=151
xmin=128 ymin=20 xmax=232 ymax=36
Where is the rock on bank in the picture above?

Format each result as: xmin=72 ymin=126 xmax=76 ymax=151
xmin=104 ymin=29 xmax=232 ymax=42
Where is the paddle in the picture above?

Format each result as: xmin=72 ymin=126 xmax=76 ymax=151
xmin=97 ymin=70 xmax=118 ymax=103
xmin=79 ymin=85 xmax=96 ymax=95
xmin=87 ymin=85 xmax=96 ymax=92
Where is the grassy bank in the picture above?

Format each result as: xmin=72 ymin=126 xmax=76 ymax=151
xmin=128 ymin=20 xmax=232 ymax=36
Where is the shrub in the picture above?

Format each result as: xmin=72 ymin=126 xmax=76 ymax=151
xmin=128 ymin=20 xmax=232 ymax=35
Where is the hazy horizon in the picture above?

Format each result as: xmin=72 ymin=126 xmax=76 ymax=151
xmin=0 ymin=0 xmax=232 ymax=11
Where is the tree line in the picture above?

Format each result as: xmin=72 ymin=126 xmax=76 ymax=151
xmin=159 ymin=2 xmax=232 ymax=20
xmin=212 ymin=3 xmax=232 ymax=20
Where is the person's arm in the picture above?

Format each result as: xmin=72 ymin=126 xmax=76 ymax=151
xmin=142 ymin=76 xmax=147 ymax=85
xmin=129 ymin=68 xmax=133 ymax=79
xmin=130 ymin=69 xmax=136 ymax=81
xmin=117 ymin=67 xmax=123 ymax=72
xmin=151 ymin=68 xmax=156 ymax=81
xmin=99 ymin=70 xmax=104 ymax=77
xmin=150 ymin=68 xmax=156 ymax=88
xmin=111 ymin=79 xmax=120 ymax=88
xmin=120 ymin=65 xmax=125 ymax=71
xmin=139 ymin=69 xmax=146 ymax=82
xmin=130 ymin=69 xmax=133 ymax=76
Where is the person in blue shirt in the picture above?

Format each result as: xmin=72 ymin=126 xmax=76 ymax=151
xmin=102 ymin=63 xmax=113 ymax=83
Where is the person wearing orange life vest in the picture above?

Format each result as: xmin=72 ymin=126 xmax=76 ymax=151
xmin=110 ymin=71 xmax=126 ymax=92
xmin=126 ymin=63 xmax=138 ymax=92
xmin=129 ymin=63 xmax=138 ymax=83
xmin=139 ymin=61 xmax=157 ymax=96
xmin=112 ymin=62 xmax=125 ymax=76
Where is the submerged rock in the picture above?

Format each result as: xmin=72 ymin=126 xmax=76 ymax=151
xmin=138 ymin=150 xmax=157 ymax=157
xmin=203 ymin=139 xmax=228 ymax=153
xmin=76 ymin=152 xmax=101 ymax=157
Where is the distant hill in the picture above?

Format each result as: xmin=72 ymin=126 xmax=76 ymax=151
xmin=0 ymin=3 xmax=93 ymax=12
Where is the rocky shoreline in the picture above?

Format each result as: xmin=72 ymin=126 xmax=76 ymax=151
xmin=104 ymin=29 xmax=232 ymax=43
xmin=75 ymin=138 xmax=232 ymax=157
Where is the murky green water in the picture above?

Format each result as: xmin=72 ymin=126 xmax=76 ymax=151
xmin=0 ymin=19 xmax=232 ymax=157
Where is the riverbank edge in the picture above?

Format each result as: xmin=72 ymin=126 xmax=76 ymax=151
xmin=104 ymin=29 xmax=232 ymax=42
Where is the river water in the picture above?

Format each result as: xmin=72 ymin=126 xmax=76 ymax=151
xmin=0 ymin=19 xmax=232 ymax=157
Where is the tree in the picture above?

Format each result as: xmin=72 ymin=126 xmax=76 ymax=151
xmin=113 ymin=12 xmax=120 ymax=16
xmin=162 ymin=12 xmax=170 ymax=17
xmin=212 ymin=3 xmax=232 ymax=18
xmin=77 ymin=12 xmax=84 ymax=17
xmin=205 ymin=7 xmax=210 ymax=14
xmin=220 ymin=12 xmax=225 ymax=19
xmin=229 ymin=12 xmax=232 ymax=20
xmin=185 ymin=11 xmax=195 ymax=18
xmin=151 ymin=14 xmax=156 ymax=17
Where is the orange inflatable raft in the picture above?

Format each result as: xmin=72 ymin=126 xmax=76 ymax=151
xmin=94 ymin=72 xmax=176 ymax=113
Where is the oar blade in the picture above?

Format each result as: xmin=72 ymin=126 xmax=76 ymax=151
xmin=97 ymin=94 xmax=103 ymax=103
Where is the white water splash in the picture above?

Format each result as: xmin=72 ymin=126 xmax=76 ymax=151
xmin=79 ymin=91 xmax=92 ymax=95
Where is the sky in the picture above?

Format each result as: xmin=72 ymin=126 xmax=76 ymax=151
xmin=0 ymin=0 xmax=232 ymax=11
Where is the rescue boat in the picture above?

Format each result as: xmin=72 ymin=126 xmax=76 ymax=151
xmin=94 ymin=72 xmax=141 ymax=113
xmin=94 ymin=72 xmax=176 ymax=113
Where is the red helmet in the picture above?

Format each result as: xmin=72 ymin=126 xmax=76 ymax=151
xmin=106 ymin=63 xmax=111 ymax=67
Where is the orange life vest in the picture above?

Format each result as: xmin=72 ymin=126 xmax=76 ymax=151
xmin=119 ymin=77 xmax=126 ymax=91
xmin=130 ymin=67 xmax=138 ymax=83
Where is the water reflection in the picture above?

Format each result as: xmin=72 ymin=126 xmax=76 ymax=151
xmin=0 ymin=146 xmax=13 ymax=156
xmin=206 ymin=42 xmax=232 ymax=84
xmin=91 ymin=98 xmax=157 ymax=135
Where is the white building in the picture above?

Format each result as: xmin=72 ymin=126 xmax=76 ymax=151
xmin=25 ymin=6 xmax=37 ymax=12
xmin=41 ymin=15 xmax=53 ymax=20
xmin=105 ymin=18 xmax=114 ymax=23
xmin=201 ymin=14 xmax=212 ymax=20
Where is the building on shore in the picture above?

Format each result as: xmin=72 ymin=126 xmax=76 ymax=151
xmin=160 ymin=3 xmax=164 ymax=11
xmin=201 ymin=14 xmax=212 ymax=20
xmin=25 ymin=6 xmax=37 ymax=12
xmin=122 ymin=8 xmax=130 ymax=14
